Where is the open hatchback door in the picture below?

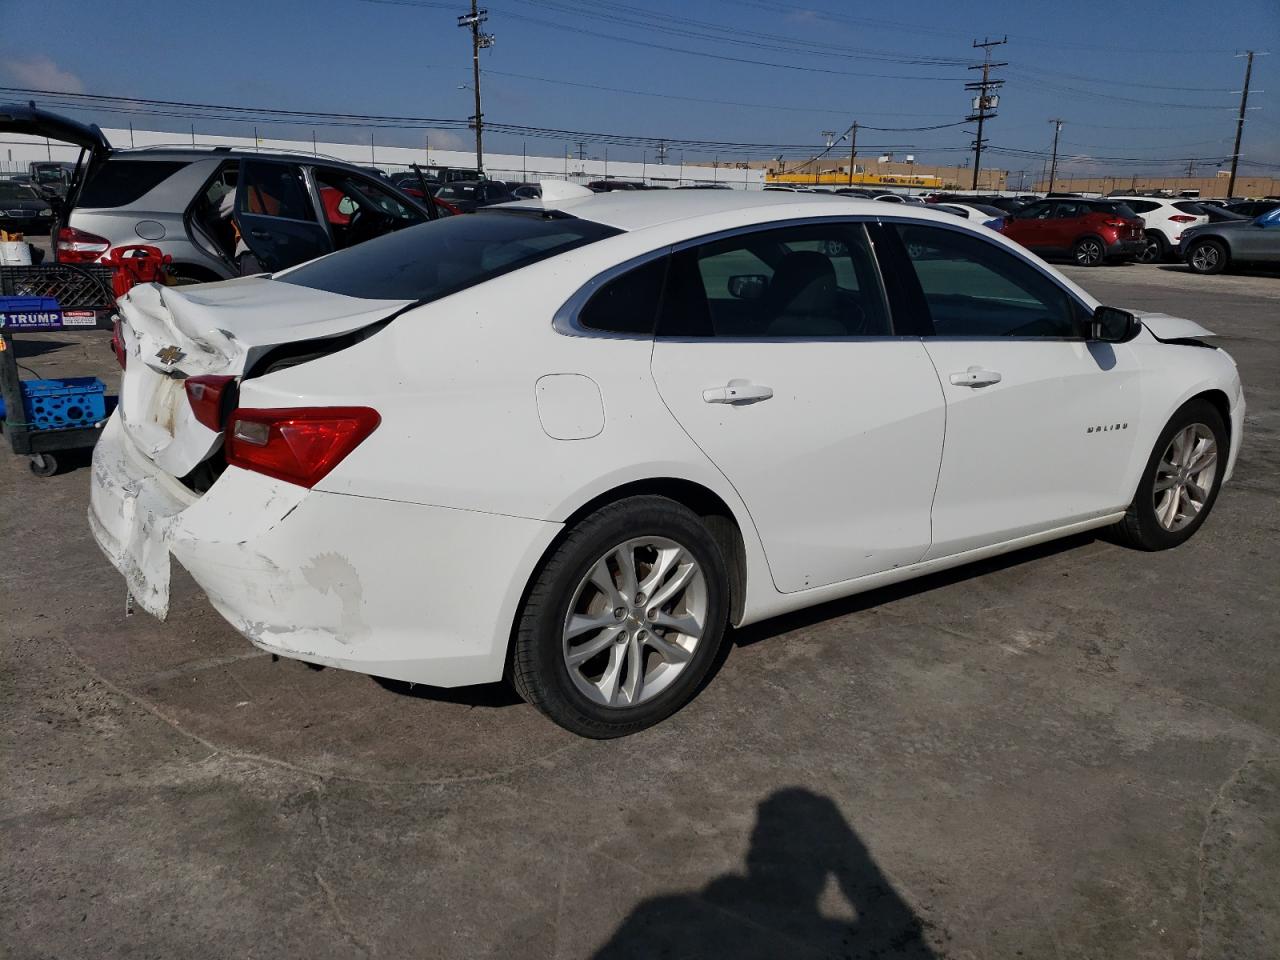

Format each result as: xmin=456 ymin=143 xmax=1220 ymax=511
xmin=0 ymin=102 xmax=113 ymax=225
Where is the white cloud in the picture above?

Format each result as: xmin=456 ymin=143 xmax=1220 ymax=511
xmin=423 ymin=128 xmax=467 ymax=150
xmin=5 ymin=57 xmax=85 ymax=94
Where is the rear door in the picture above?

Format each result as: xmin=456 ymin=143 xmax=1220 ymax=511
xmin=234 ymin=160 xmax=331 ymax=272
xmin=1044 ymin=201 xmax=1086 ymax=251
xmin=883 ymin=220 xmax=1143 ymax=557
xmin=649 ymin=219 xmax=946 ymax=593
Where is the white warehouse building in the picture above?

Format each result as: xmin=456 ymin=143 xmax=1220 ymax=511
xmin=1 ymin=126 xmax=767 ymax=189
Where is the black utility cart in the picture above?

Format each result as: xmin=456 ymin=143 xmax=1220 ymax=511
xmin=0 ymin=262 xmax=118 ymax=477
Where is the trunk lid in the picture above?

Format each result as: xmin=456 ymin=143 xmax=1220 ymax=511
xmin=116 ymin=277 xmax=411 ymax=478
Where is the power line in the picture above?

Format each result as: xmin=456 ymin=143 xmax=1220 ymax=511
xmin=486 ymin=69 xmax=957 ymax=117
xmin=361 ymin=0 xmax=968 ymax=82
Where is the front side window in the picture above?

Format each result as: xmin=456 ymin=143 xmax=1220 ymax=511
xmin=279 ymin=210 xmax=620 ymax=301
xmin=659 ymin=222 xmax=890 ymax=338
xmin=1017 ymin=201 xmax=1054 ymax=220
xmin=238 ymin=162 xmax=315 ymax=222
xmin=894 ymin=223 xmax=1078 ymax=338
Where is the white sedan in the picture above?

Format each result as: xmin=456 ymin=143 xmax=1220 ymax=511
xmin=90 ymin=185 xmax=1245 ymax=738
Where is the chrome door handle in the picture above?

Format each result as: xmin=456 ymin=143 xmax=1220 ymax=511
xmin=949 ymin=367 xmax=1002 ymax=388
xmin=703 ymin=380 xmax=774 ymax=404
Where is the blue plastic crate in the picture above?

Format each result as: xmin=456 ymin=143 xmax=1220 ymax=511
xmin=19 ymin=377 xmax=107 ymax=430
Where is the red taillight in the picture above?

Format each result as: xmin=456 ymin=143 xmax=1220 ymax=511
xmin=56 ymin=226 xmax=110 ymax=264
xmin=225 ymin=407 xmax=380 ymax=488
xmin=1168 ymin=214 xmax=1198 ymax=223
xmin=184 ymin=375 xmax=237 ymax=432
xmin=111 ymin=318 xmax=127 ymax=370
xmin=1103 ymin=220 xmax=1130 ymax=228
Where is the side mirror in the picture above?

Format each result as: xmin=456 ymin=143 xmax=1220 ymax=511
xmin=1090 ymin=305 xmax=1140 ymax=343
xmin=728 ymin=274 xmax=768 ymax=300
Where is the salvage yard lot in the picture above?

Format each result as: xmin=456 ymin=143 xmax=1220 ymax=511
xmin=3 ymin=264 xmax=1278 ymax=958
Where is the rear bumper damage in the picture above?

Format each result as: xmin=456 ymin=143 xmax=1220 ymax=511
xmin=89 ymin=413 xmax=563 ymax=687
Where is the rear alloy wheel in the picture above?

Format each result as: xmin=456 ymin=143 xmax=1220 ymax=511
xmin=1072 ymin=236 xmax=1106 ymax=267
xmin=511 ymin=496 xmax=729 ymax=738
xmin=1136 ymin=231 xmax=1166 ymax=264
xmin=1112 ymin=399 xmax=1227 ymax=550
xmin=1187 ymin=239 xmax=1227 ymax=275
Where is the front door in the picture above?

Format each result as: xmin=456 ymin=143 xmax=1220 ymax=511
xmin=650 ymin=220 xmax=946 ymax=593
xmin=234 ymin=160 xmax=331 ymax=273
xmin=884 ymin=221 xmax=1143 ymax=558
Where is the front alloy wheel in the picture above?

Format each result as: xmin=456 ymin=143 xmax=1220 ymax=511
xmin=1152 ymin=424 xmax=1218 ymax=532
xmin=1112 ymin=399 xmax=1227 ymax=550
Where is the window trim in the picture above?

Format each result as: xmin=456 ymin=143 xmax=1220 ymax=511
xmin=554 ymin=216 xmax=901 ymax=342
xmin=875 ymin=214 xmax=1096 ymax=341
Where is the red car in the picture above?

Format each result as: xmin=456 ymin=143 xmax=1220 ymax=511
xmin=999 ymin=198 xmax=1146 ymax=266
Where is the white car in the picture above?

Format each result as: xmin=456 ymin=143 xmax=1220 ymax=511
xmin=1108 ymin=196 xmax=1210 ymax=263
xmin=90 ymin=187 xmax=1245 ymax=738
xmin=931 ymin=202 xmax=1008 ymax=227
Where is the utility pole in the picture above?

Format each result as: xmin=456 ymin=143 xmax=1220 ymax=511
xmin=577 ymin=141 xmax=586 ymax=161
xmin=1227 ymin=50 xmax=1262 ymax=197
xmin=966 ymin=36 xmax=1007 ymax=191
xmin=1047 ymin=119 xmax=1063 ymax=194
xmin=656 ymin=140 xmax=668 ymax=165
xmin=847 ymin=122 xmax=859 ymax=187
xmin=458 ymin=0 xmax=494 ymax=174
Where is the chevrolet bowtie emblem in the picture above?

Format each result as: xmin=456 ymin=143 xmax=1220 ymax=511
xmin=155 ymin=345 xmax=185 ymax=365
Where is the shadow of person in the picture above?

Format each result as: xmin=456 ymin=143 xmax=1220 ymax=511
xmin=593 ymin=787 xmax=938 ymax=959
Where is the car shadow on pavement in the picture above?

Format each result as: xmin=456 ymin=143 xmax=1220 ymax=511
xmin=11 ymin=336 xmax=76 ymax=358
xmin=371 ymin=675 xmax=525 ymax=708
xmin=731 ymin=531 xmax=1097 ymax=650
xmin=590 ymin=787 xmax=938 ymax=959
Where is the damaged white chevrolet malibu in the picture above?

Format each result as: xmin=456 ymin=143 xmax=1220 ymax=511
xmin=90 ymin=186 xmax=1245 ymax=738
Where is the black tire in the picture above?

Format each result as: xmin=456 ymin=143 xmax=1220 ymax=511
xmin=1136 ymin=231 xmax=1166 ymax=264
xmin=1072 ymin=235 xmax=1106 ymax=267
xmin=510 ymin=496 xmax=730 ymax=738
xmin=1186 ymin=239 xmax=1228 ymax=275
xmin=1111 ymin=399 xmax=1228 ymax=551
xmin=28 ymin=453 xmax=59 ymax=477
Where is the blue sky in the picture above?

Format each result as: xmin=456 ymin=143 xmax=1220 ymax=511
xmin=1 ymin=0 xmax=1276 ymax=177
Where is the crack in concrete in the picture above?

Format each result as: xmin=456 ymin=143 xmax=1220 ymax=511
xmin=1192 ymin=751 xmax=1277 ymax=960
xmin=59 ymin=640 xmax=586 ymax=789
xmin=314 ymin=868 xmax=375 ymax=959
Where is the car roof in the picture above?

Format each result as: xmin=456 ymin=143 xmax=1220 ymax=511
xmin=106 ymin=146 xmax=380 ymax=170
xmin=502 ymin=189 xmax=891 ymax=232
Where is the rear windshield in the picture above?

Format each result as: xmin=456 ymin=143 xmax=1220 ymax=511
xmin=278 ymin=210 xmax=622 ymax=301
xmin=0 ymin=182 xmax=40 ymax=201
xmin=1093 ymin=201 xmax=1137 ymax=218
xmin=78 ymin=159 xmax=189 ymax=208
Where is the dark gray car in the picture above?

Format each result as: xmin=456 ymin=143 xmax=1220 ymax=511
xmin=0 ymin=103 xmax=443 ymax=280
xmin=1182 ymin=208 xmax=1280 ymax=274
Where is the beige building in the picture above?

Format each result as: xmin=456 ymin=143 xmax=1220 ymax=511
xmin=1035 ymin=173 xmax=1280 ymax=199
xmin=691 ymin=157 xmax=1009 ymax=191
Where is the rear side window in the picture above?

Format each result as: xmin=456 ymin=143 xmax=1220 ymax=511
xmin=78 ymin=160 xmax=188 ymax=208
xmin=1173 ymin=201 xmax=1205 ymax=214
xmin=279 ymin=211 xmax=621 ymax=301
xmin=1096 ymin=202 xmax=1138 ymax=218
xmin=1124 ymin=199 xmax=1160 ymax=214
xmin=238 ymin=162 xmax=315 ymax=222
xmin=578 ymin=257 xmax=668 ymax=335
